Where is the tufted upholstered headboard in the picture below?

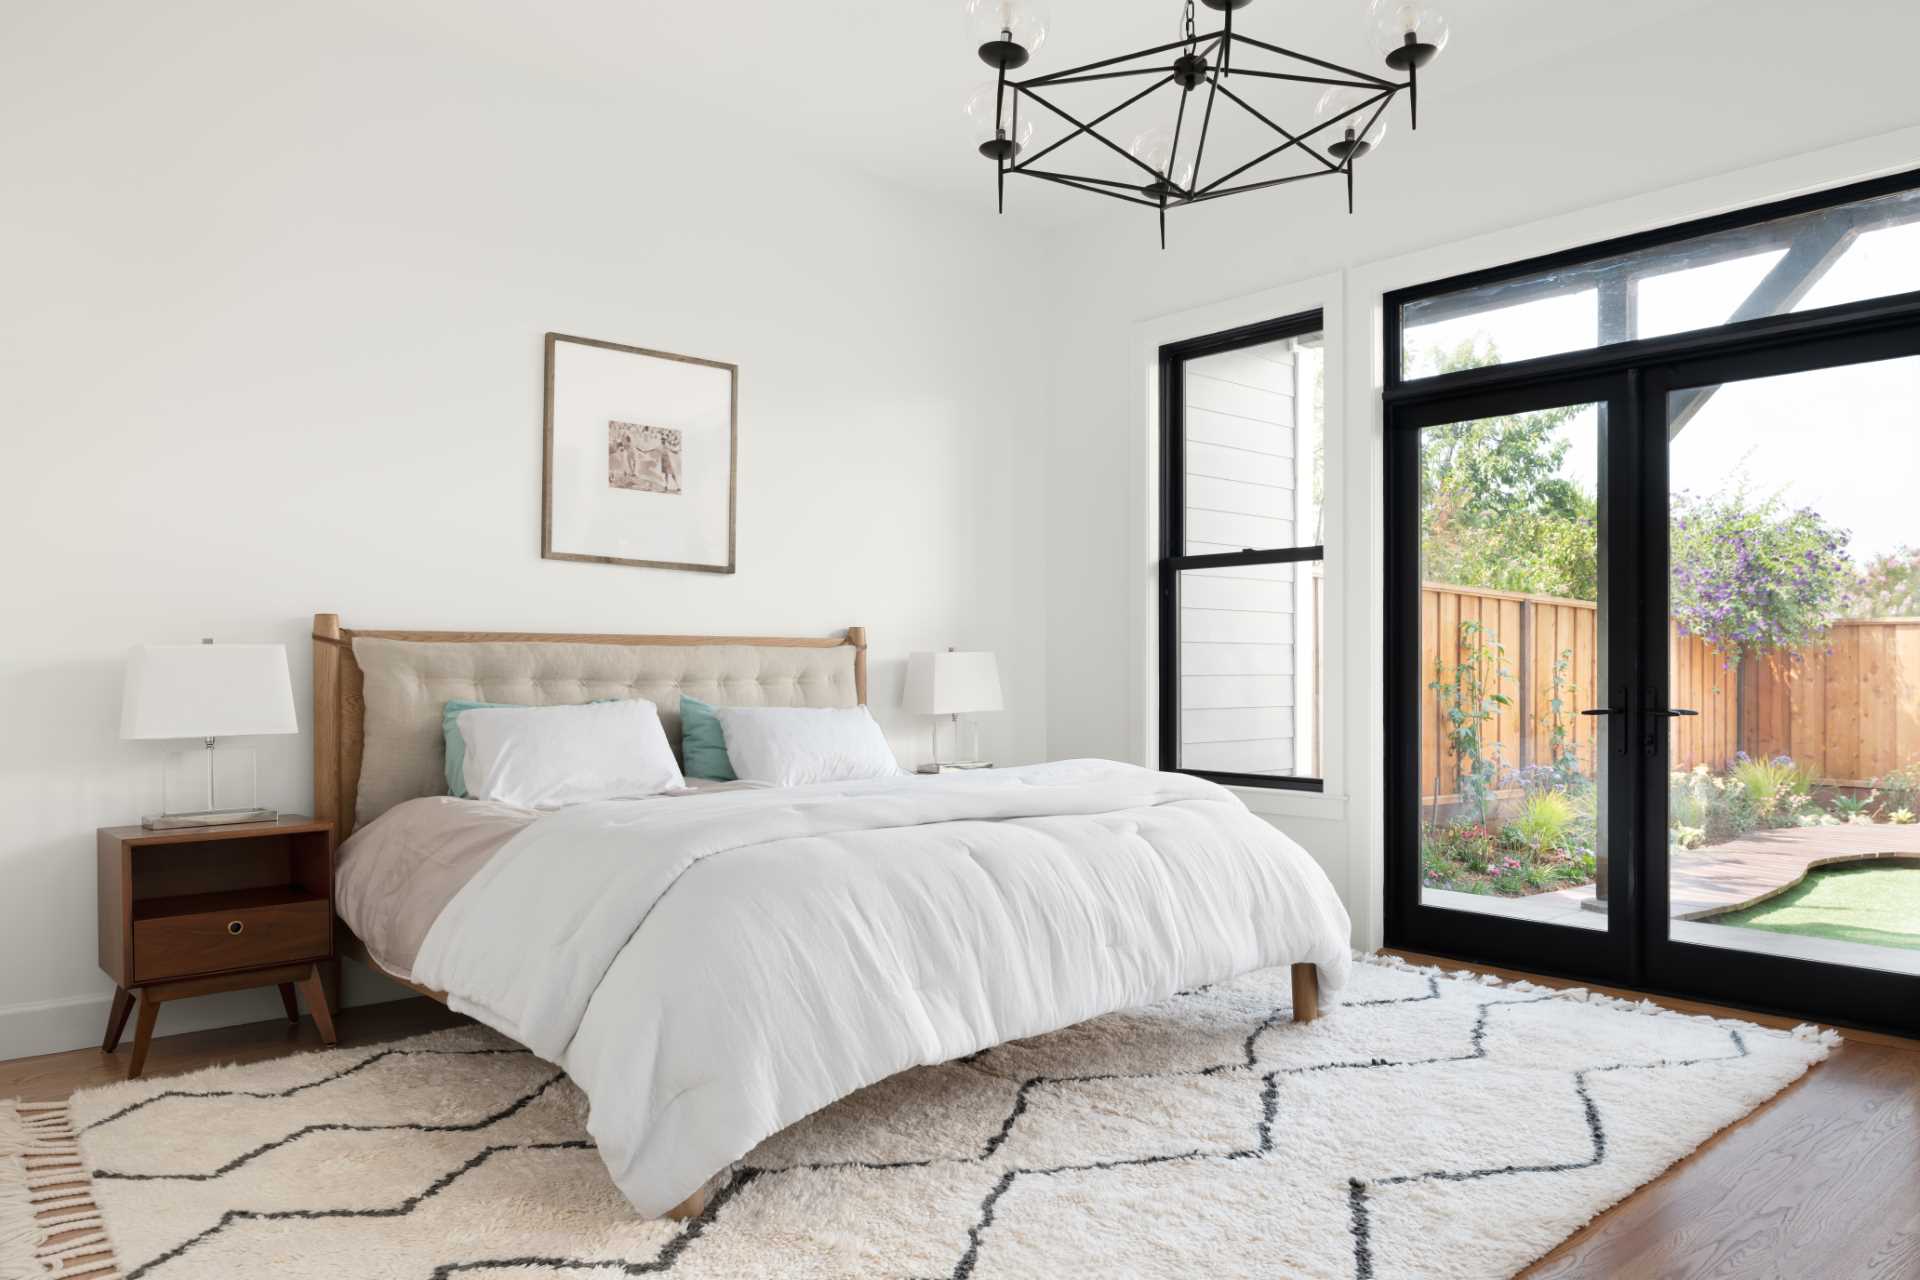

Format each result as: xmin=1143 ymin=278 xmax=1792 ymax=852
xmin=312 ymin=613 xmax=867 ymax=837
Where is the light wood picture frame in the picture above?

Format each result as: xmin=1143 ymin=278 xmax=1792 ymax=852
xmin=541 ymin=332 xmax=738 ymax=574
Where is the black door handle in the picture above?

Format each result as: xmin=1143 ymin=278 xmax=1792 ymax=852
xmin=1664 ymin=708 xmax=1699 ymax=717
xmin=1581 ymin=687 xmax=1633 ymax=755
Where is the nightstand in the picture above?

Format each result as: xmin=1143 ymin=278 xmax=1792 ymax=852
xmin=97 ymin=817 xmax=337 ymax=1078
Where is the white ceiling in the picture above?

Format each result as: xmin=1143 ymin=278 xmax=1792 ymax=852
xmin=364 ymin=0 xmax=1723 ymax=226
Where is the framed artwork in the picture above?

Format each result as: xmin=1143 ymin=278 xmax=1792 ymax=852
xmin=541 ymin=332 xmax=738 ymax=574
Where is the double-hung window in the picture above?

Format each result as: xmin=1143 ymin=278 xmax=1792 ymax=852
xmin=1159 ymin=310 xmax=1325 ymax=791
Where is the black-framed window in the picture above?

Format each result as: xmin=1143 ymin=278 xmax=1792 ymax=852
xmin=1386 ymin=166 xmax=1920 ymax=394
xmin=1159 ymin=310 xmax=1325 ymax=792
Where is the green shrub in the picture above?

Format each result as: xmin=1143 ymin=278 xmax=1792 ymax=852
xmin=1874 ymin=760 xmax=1920 ymax=816
xmin=1730 ymin=754 xmax=1811 ymax=822
xmin=1511 ymin=790 xmax=1578 ymax=851
xmin=1830 ymin=792 xmax=1876 ymax=822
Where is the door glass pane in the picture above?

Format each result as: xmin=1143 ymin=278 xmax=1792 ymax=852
xmin=1401 ymin=183 xmax=1920 ymax=380
xmin=1665 ymin=357 xmax=1920 ymax=974
xmin=1175 ymin=562 xmax=1321 ymax=778
xmin=1183 ymin=331 xmax=1323 ymax=555
xmin=1417 ymin=401 xmax=1608 ymax=929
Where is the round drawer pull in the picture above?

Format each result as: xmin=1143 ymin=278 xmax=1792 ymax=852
xmin=227 ymin=920 xmax=245 ymax=936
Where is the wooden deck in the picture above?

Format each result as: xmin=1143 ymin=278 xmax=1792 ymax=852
xmin=1666 ymin=823 xmax=1920 ymax=918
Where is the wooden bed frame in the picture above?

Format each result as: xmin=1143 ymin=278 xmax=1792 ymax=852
xmin=309 ymin=611 xmax=1317 ymax=1218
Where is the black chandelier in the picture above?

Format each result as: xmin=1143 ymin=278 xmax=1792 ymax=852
xmin=964 ymin=0 xmax=1449 ymax=246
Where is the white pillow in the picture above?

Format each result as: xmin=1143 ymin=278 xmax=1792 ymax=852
xmin=458 ymin=700 xmax=684 ymax=809
xmin=711 ymin=705 xmax=904 ymax=787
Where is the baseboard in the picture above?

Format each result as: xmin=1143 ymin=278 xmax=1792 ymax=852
xmin=0 ymin=964 xmax=416 ymax=1064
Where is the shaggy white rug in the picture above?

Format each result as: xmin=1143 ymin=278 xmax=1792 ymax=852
xmin=1 ymin=957 xmax=1835 ymax=1280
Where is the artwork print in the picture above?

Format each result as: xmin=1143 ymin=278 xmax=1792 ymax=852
xmin=542 ymin=333 xmax=737 ymax=574
xmin=608 ymin=422 xmax=682 ymax=495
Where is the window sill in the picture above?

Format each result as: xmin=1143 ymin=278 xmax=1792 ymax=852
xmin=1229 ymin=786 xmax=1349 ymax=821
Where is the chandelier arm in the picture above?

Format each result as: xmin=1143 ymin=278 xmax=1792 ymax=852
xmin=1010 ymin=78 xmax=1178 ymax=182
xmin=1163 ymin=67 xmax=1194 ymax=198
xmin=1186 ymin=40 xmax=1225 ymax=193
xmin=1183 ymin=168 xmax=1333 ymax=205
xmin=1206 ymin=78 xmax=1346 ymax=176
xmin=1018 ymin=33 xmax=1214 ymax=88
xmin=1217 ymin=67 xmax=1397 ymax=91
xmin=1018 ymin=169 xmax=1165 ymax=208
xmin=1226 ymin=30 xmax=1396 ymax=89
xmin=1019 ymin=169 xmax=1161 ymax=192
xmin=1034 ymin=66 xmax=1184 ymax=86
xmin=996 ymin=64 xmax=1008 ymax=214
xmin=1189 ymin=85 xmax=1388 ymax=199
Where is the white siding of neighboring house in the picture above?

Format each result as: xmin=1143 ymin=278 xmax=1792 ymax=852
xmin=1179 ymin=337 xmax=1320 ymax=777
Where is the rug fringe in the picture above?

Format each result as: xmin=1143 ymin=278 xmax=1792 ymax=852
xmin=0 ymin=1102 xmax=120 ymax=1280
xmin=1351 ymin=951 xmax=1842 ymax=1054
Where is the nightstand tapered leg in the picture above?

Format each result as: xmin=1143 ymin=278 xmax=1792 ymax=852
xmin=300 ymin=965 xmax=337 ymax=1045
xmin=127 ymin=992 xmax=161 ymax=1079
xmin=278 ymin=983 xmax=300 ymax=1023
xmin=102 ymin=987 xmax=135 ymax=1053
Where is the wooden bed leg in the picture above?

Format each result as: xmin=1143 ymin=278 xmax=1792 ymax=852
xmin=1291 ymin=962 xmax=1320 ymax=1023
xmin=665 ymin=1183 xmax=710 ymax=1221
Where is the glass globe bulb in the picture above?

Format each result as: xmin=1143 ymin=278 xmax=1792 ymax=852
xmin=1369 ymin=0 xmax=1448 ymax=69
xmin=963 ymin=83 xmax=1035 ymax=159
xmin=1315 ymin=86 xmax=1389 ymax=160
xmin=964 ymin=0 xmax=1050 ymax=68
xmin=1128 ymin=126 xmax=1195 ymax=194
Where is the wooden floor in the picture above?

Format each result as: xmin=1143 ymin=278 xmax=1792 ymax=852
xmin=3 ymin=963 xmax=1916 ymax=1279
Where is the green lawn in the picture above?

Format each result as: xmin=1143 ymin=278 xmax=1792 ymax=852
xmin=1711 ymin=862 xmax=1920 ymax=952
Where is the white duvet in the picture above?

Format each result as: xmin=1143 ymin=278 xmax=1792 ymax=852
xmin=410 ymin=758 xmax=1352 ymax=1216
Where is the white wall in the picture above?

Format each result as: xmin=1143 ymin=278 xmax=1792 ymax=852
xmin=0 ymin=4 xmax=1051 ymax=1058
xmin=1038 ymin=0 xmax=1920 ymax=940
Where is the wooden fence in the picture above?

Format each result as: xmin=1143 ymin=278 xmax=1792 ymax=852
xmin=1421 ymin=587 xmax=1920 ymax=803
xmin=1420 ymin=584 xmax=1735 ymax=805
xmin=1738 ymin=620 xmax=1920 ymax=785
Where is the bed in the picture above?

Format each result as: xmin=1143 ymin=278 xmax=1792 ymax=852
xmin=312 ymin=612 xmax=1352 ymax=1221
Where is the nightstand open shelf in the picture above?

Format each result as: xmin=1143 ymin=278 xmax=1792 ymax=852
xmin=98 ymin=816 xmax=337 ymax=1077
xmin=131 ymin=885 xmax=329 ymax=920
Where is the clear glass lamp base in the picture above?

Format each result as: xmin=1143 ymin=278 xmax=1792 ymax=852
xmin=145 ymin=744 xmax=274 ymax=827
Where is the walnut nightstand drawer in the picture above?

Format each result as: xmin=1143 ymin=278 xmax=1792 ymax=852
xmin=133 ymin=890 xmax=331 ymax=984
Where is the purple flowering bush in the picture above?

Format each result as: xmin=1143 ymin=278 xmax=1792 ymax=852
xmin=1670 ymin=488 xmax=1852 ymax=662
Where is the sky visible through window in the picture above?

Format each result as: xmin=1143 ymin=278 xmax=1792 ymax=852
xmin=1407 ymin=232 xmax=1920 ymax=563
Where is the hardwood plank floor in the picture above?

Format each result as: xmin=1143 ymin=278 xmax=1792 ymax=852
xmin=3 ymin=964 xmax=1916 ymax=1278
xmin=0 ymin=996 xmax=469 ymax=1102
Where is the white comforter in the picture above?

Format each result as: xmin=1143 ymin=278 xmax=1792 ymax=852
xmin=410 ymin=759 xmax=1352 ymax=1216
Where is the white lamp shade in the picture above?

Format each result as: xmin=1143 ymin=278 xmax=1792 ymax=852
xmin=120 ymin=643 xmax=299 ymax=740
xmin=903 ymin=650 xmax=1003 ymax=716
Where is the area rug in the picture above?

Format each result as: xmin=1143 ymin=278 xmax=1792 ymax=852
xmin=1 ymin=957 xmax=1836 ymax=1280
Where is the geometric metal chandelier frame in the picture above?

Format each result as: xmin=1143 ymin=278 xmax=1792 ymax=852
xmin=973 ymin=0 xmax=1441 ymax=247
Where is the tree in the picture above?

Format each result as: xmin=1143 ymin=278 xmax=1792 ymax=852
xmin=1851 ymin=546 xmax=1920 ymax=619
xmin=1670 ymin=486 xmax=1852 ymax=661
xmin=1417 ymin=339 xmax=1600 ymax=601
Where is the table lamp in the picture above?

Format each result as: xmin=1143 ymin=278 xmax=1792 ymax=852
xmin=903 ymin=649 xmax=1002 ymax=773
xmin=120 ymin=638 xmax=298 ymax=829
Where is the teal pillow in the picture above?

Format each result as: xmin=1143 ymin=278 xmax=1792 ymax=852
xmin=679 ymin=696 xmax=736 ymax=781
xmin=442 ymin=699 xmax=518 ymax=797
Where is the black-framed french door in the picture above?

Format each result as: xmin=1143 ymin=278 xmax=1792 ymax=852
xmin=1635 ymin=322 xmax=1920 ymax=1036
xmin=1385 ymin=372 xmax=1642 ymax=986
xmin=1385 ymin=307 xmax=1920 ymax=1038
